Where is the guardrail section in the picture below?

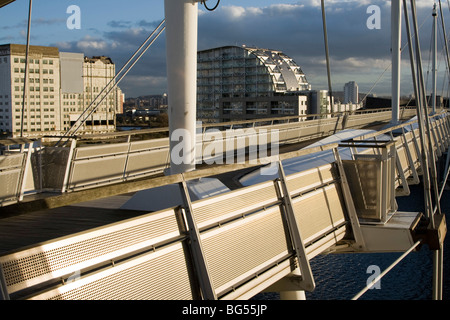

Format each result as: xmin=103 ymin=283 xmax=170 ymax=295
xmin=0 ymin=160 xmax=352 ymax=300
xmin=0 ymin=153 xmax=27 ymax=205
xmin=0 ymin=208 xmax=195 ymax=300
xmin=189 ymin=162 xmax=347 ymax=299
xmin=66 ymin=138 xmax=170 ymax=191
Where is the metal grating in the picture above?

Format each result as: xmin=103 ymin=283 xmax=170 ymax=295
xmin=397 ymin=145 xmax=411 ymax=177
xmin=286 ymin=164 xmax=336 ymax=196
xmin=0 ymin=153 xmax=25 ymax=170
xmin=29 ymin=244 xmax=194 ymax=300
xmin=40 ymin=147 xmax=70 ymax=190
xmin=191 ymin=180 xmax=279 ymax=229
xmin=200 ymin=206 xmax=290 ymax=296
xmin=74 ymin=143 xmax=129 ymax=160
xmin=129 ymin=138 xmax=169 ymax=152
xmin=125 ymin=149 xmax=169 ymax=177
xmin=68 ymin=155 xmax=128 ymax=189
xmin=0 ymin=152 xmax=26 ymax=203
xmin=292 ymin=185 xmax=346 ymax=242
xmin=342 ymin=158 xmax=381 ymax=220
xmin=0 ymin=209 xmax=180 ymax=294
xmin=0 ymin=170 xmax=21 ymax=202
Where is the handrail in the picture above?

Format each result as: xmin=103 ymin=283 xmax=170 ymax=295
xmin=45 ymin=107 xmax=417 ymax=142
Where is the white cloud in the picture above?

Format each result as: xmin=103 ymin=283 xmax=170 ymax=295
xmin=77 ymin=37 xmax=108 ymax=51
xmin=220 ymin=5 xmax=263 ymax=20
xmin=221 ymin=6 xmax=246 ymax=19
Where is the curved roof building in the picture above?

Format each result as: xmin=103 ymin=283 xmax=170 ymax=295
xmin=197 ymin=45 xmax=311 ymax=121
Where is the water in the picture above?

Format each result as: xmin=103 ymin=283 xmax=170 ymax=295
xmin=255 ymin=183 xmax=450 ymax=300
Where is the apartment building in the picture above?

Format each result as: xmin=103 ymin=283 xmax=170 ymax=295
xmin=0 ymin=44 xmax=61 ymax=135
xmin=197 ymin=45 xmax=312 ymax=122
xmin=344 ymin=81 xmax=359 ymax=104
xmin=0 ymin=44 xmax=123 ymax=137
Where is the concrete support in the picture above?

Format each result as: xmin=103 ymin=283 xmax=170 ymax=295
xmin=391 ymin=0 xmax=402 ymax=124
xmin=164 ymin=0 xmax=199 ymax=174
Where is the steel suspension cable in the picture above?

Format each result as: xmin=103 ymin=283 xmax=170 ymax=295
xmin=352 ymin=241 xmax=422 ymax=300
xmin=321 ymin=0 xmax=333 ymax=112
xmin=361 ymin=15 xmax=430 ymax=105
xmin=55 ymin=19 xmax=166 ymax=147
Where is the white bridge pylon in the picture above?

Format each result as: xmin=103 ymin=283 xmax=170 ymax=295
xmin=164 ymin=0 xmax=200 ymax=175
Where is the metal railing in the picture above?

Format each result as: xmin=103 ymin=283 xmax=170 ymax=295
xmin=0 ymin=108 xmax=441 ymax=205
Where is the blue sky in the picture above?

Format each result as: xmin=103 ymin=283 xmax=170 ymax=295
xmin=1 ymin=0 xmax=447 ymax=99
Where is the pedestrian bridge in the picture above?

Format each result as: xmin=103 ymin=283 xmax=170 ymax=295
xmin=0 ymin=107 xmax=415 ymax=206
xmin=0 ymin=109 xmax=448 ymax=300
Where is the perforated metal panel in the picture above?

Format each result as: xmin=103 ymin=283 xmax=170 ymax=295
xmin=200 ymin=207 xmax=290 ymax=296
xmin=125 ymin=149 xmax=169 ymax=177
xmin=342 ymin=157 xmax=382 ymax=220
xmin=40 ymin=147 xmax=70 ymax=190
xmin=0 ymin=170 xmax=21 ymax=203
xmin=0 ymin=153 xmax=25 ymax=170
xmin=396 ymin=139 xmax=409 ymax=173
xmin=68 ymin=155 xmax=128 ymax=189
xmin=286 ymin=164 xmax=336 ymax=195
xmin=292 ymin=185 xmax=346 ymax=243
xmin=0 ymin=153 xmax=25 ymax=203
xmin=404 ymin=131 xmax=421 ymax=171
xmin=129 ymin=138 xmax=169 ymax=152
xmin=74 ymin=143 xmax=129 ymax=160
xmin=191 ymin=180 xmax=279 ymax=229
xmin=0 ymin=209 xmax=181 ymax=294
xmin=28 ymin=243 xmax=194 ymax=300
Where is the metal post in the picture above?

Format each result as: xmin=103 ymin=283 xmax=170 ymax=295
xmin=391 ymin=0 xmax=401 ymax=124
xmin=0 ymin=263 xmax=10 ymax=300
xmin=20 ymin=0 xmax=32 ymax=137
xmin=165 ymin=0 xmax=199 ymax=174
xmin=403 ymin=0 xmax=434 ymax=222
xmin=179 ymin=177 xmax=216 ymax=300
xmin=332 ymin=147 xmax=366 ymax=250
xmin=321 ymin=0 xmax=333 ymax=114
xmin=401 ymin=127 xmax=420 ymax=184
xmin=61 ymin=138 xmax=77 ymax=193
xmin=18 ymin=142 xmax=33 ymax=201
xmin=432 ymin=4 xmax=437 ymax=115
xmin=438 ymin=0 xmax=450 ymax=99
xmin=276 ymin=161 xmax=315 ymax=294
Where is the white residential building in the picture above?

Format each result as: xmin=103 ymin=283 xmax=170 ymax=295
xmin=0 ymin=44 xmax=61 ymax=135
xmin=0 ymin=44 xmax=123 ymax=137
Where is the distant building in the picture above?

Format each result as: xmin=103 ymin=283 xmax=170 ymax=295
xmin=0 ymin=44 xmax=61 ymax=135
xmin=197 ymin=45 xmax=312 ymax=122
xmin=0 ymin=44 xmax=123 ymax=137
xmin=344 ymin=81 xmax=358 ymax=104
